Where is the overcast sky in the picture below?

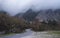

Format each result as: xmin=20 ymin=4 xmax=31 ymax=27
xmin=0 ymin=0 xmax=60 ymax=15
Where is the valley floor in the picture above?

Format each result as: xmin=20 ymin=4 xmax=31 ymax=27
xmin=0 ymin=29 xmax=60 ymax=38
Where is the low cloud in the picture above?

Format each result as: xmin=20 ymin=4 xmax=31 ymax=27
xmin=0 ymin=0 xmax=60 ymax=15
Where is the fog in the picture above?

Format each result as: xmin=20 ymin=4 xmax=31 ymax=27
xmin=0 ymin=0 xmax=60 ymax=15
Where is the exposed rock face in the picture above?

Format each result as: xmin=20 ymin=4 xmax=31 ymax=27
xmin=36 ymin=9 xmax=60 ymax=22
xmin=15 ymin=9 xmax=60 ymax=22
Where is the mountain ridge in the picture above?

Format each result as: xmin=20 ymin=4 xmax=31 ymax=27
xmin=15 ymin=9 xmax=60 ymax=22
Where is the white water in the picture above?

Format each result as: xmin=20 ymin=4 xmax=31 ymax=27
xmin=0 ymin=29 xmax=60 ymax=38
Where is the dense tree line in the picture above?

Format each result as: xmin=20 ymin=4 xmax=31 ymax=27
xmin=30 ymin=19 xmax=60 ymax=31
xmin=0 ymin=11 xmax=27 ymax=34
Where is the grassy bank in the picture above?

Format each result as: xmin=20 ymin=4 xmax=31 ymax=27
xmin=0 ymin=33 xmax=17 ymax=37
xmin=48 ymin=31 xmax=60 ymax=35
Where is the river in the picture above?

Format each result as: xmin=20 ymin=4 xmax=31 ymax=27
xmin=0 ymin=29 xmax=60 ymax=38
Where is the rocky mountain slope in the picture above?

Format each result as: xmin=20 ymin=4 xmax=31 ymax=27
xmin=36 ymin=9 xmax=60 ymax=22
xmin=15 ymin=9 xmax=60 ymax=22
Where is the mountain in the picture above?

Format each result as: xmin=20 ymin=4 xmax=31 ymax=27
xmin=36 ymin=9 xmax=60 ymax=22
xmin=15 ymin=9 xmax=39 ymax=21
xmin=0 ymin=11 xmax=7 ymax=14
xmin=23 ymin=9 xmax=39 ymax=21
xmin=15 ymin=9 xmax=60 ymax=22
xmin=15 ymin=13 xmax=24 ymax=18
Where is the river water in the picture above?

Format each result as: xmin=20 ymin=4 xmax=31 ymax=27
xmin=0 ymin=29 xmax=60 ymax=38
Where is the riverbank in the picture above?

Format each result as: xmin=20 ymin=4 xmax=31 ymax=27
xmin=48 ymin=31 xmax=60 ymax=35
xmin=0 ymin=29 xmax=60 ymax=38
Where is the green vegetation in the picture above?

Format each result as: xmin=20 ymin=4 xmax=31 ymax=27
xmin=48 ymin=31 xmax=60 ymax=34
xmin=0 ymin=33 xmax=16 ymax=37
